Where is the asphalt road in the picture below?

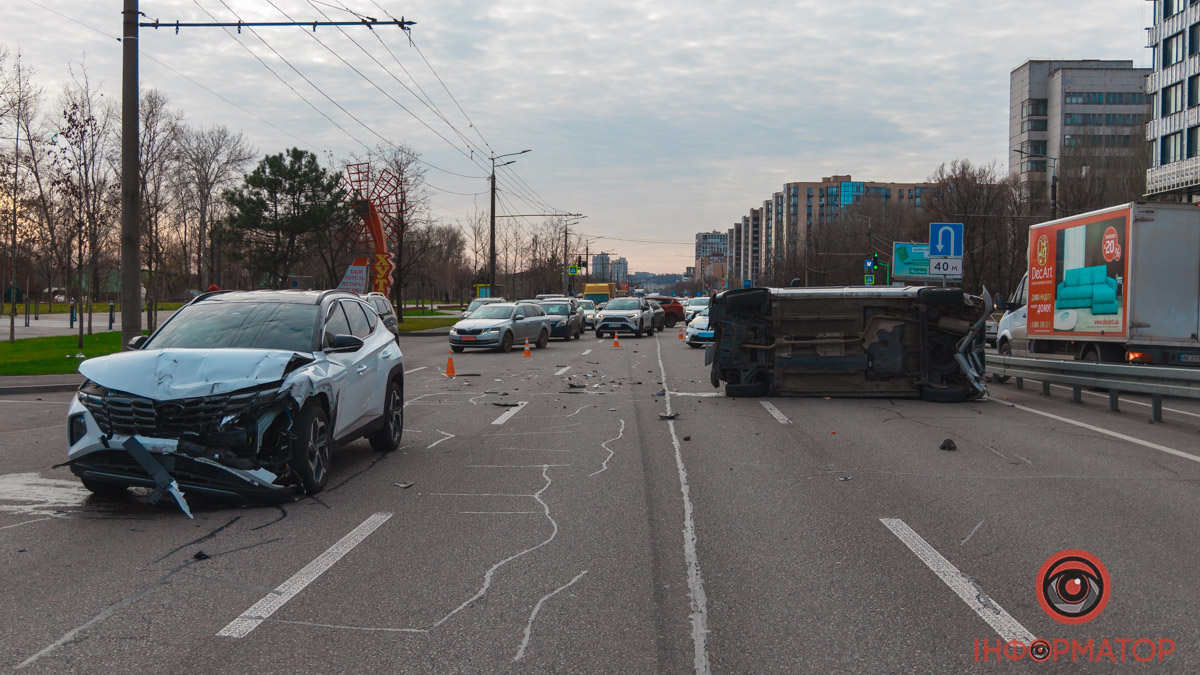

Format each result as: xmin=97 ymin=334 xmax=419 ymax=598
xmin=1 ymin=330 xmax=1198 ymax=673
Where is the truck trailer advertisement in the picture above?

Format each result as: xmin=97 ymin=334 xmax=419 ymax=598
xmin=1027 ymin=208 xmax=1130 ymax=339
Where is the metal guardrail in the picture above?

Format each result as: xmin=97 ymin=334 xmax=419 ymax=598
xmin=987 ymin=355 xmax=1200 ymax=422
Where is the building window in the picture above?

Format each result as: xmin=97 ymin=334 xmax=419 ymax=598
xmin=1105 ymin=113 xmax=1143 ymax=125
xmin=1022 ymin=160 xmax=1048 ymax=173
xmin=1188 ymin=126 xmax=1200 ymax=158
xmin=1192 ymin=75 xmax=1200 ymax=107
xmin=1191 ymin=23 xmax=1200 ymax=56
xmin=1165 ymin=0 xmax=1182 ymax=19
xmin=1163 ymin=81 xmax=1185 ymax=116
xmin=1022 ymin=140 xmax=1048 ymax=155
xmin=1064 ymin=134 xmax=1079 ymax=146
xmin=1021 ymin=119 xmax=1048 ymax=132
xmin=1162 ymin=131 xmax=1183 ymax=164
xmin=1021 ymin=98 xmax=1048 ymax=117
xmin=1164 ymin=31 xmax=1186 ymax=67
xmin=1104 ymin=92 xmax=1145 ymax=105
xmin=1065 ymin=93 xmax=1085 ymax=105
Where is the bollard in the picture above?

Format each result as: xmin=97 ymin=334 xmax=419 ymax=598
xmin=108 ymin=301 xmax=115 ymax=331
xmin=70 ymin=300 xmax=75 ymax=328
xmin=24 ymin=299 xmax=30 ymax=327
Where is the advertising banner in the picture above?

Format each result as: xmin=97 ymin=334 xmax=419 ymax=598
xmin=337 ymin=257 xmax=370 ymax=294
xmin=892 ymin=243 xmax=930 ymax=278
xmin=1027 ymin=208 xmax=1130 ymax=338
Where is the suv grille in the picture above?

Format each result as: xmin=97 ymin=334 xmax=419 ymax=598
xmin=80 ymin=385 xmax=278 ymax=437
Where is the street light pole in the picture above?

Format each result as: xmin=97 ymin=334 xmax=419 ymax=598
xmin=488 ymin=150 xmax=530 ymax=296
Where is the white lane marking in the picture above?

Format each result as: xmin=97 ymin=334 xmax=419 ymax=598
xmin=998 ymin=400 xmax=1200 ymax=465
xmin=581 ymin=349 xmax=592 ymax=356
xmin=1047 ymin=383 xmax=1200 ymax=419
xmin=404 ymin=366 xmax=427 ymax=375
xmin=426 ymin=430 xmax=455 ymax=450
xmin=554 ymin=366 xmax=572 ymax=376
xmin=514 ymin=570 xmax=589 ymax=661
xmin=459 ymin=511 xmax=542 ymax=515
xmin=655 ymin=335 xmax=711 ymax=675
xmin=491 ymin=401 xmax=529 ymax=425
xmin=760 ymin=401 xmax=791 ymax=424
xmin=255 ymin=617 xmax=425 ymax=633
xmin=588 ymin=419 xmax=625 ymax=477
xmin=0 ymin=517 xmax=54 ymax=530
xmin=217 ymin=512 xmax=392 ymax=638
xmin=465 ymin=464 xmax=573 ymax=468
xmin=566 ymin=404 xmax=593 ymax=417
xmin=434 ymin=466 xmax=558 ymax=627
xmin=881 ymin=518 xmax=1035 ymax=644
xmin=672 ymin=392 xmax=723 ymax=397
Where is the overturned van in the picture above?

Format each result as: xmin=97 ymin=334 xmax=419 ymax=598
xmin=706 ymin=286 xmax=990 ymax=401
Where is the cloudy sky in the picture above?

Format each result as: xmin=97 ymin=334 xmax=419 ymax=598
xmin=4 ymin=0 xmax=1152 ymax=273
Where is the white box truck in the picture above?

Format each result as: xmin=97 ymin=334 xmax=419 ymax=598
xmin=996 ymin=202 xmax=1200 ymax=366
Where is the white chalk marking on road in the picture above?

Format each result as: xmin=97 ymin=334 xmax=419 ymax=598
xmin=217 ymin=512 xmax=392 ymax=638
xmin=469 ymin=393 xmax=489 ymax=405
xmin=655 ymin=335 xmax=711 ymax=675
xmin=999 ymin=400 xmax=1200 ymax=465
xmin=434 ymin=466 xmax=559 ymax=627
xmin=760 ymin=401 xmax=791 ymax=424
xmin=491 ymin=401 xmax=529 ymax=425
xmin=0 ymin=517 xmax=54 ymax=531
xmin=514 ymin=570 xmax=589 ymax=661
xmin=581 ymin=349 xmax=592 ymax=356
xmin=960 ymin=519 xmax=984 ymax=547
xmin=881 ymin=518 xmax=1035 ymax=644
xmin=671 ymin=392 xmax=723 ymax=397
xmin=403 ymin=393 xmax=437 ymax=408
xmin=588 ymin=419 xmax=625 ymax=477
xmin=1048 ymin=383 xmax=1200 ymax=419
xmin=490 ymin=430 xmax=573 ymax=436
xmin=426 ymin=430 xmax=455 ymax=450
xmin=566 ymin=404 xmax=593 ymax=417
xmin=404 ymin=366 xmax=427 ymax=375
xmin=554 ymin=366 xmax=572 ymax=376
xmin=458 ymin=506 xmax=544 ymax=511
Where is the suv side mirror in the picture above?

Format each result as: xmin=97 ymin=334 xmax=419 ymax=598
xmin=128 ymin=335 xmax=148 ymax=350
xmin=513 ymin=314 xmax=524 ymax=321
xmin=325 ymin=334 xmax=364 ymax=353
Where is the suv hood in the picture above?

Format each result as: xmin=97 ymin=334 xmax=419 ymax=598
xmin=79 ymin=348 xmax=312 ymax=400
xmin=597 ymin=308 xmax=639 ymax=316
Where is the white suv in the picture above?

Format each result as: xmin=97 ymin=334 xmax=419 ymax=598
xmin=63 ymin=290 xmax=405 ymax=517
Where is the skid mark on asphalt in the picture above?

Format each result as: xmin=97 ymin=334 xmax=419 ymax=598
xmin=433 ymin=465 xmax=559 ymax=628
xmin=514 ymin=570 xmax=589 ymax=661
xmin=588 ymin=419 xmax=626 ymax=477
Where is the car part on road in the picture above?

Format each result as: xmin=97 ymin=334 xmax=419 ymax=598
xmin=708 ymin=286 xmax=990 ymax=401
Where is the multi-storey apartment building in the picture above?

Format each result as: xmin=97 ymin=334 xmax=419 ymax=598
xmin=695 ymin=231 xmax=728 ymax=259
xmin=1010 ymin=59 xmax=1150 ymax=201
xmin=1146 ymin=1 xmax=1200 ymax=198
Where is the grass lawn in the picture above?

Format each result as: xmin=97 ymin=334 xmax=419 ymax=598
xmin=0 ymin=332 xmax=131 ymax=376
xmin=7 ymin=302 xmax=186 ymax=315
xmin=395 ymin=316 xmax=458 ymax=332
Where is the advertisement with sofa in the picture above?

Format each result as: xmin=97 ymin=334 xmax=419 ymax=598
xmin=1027 ymin=210 xmax=1129 ymax=338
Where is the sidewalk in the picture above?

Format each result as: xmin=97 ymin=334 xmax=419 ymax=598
xmin=0 ymin=373 xmax=84 ymax=395
xmin=2 ymin=310 xmax=177 ymax=340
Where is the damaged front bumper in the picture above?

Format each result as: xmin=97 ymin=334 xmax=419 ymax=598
xmin=62 ymin=381 xmax=302 ymax=516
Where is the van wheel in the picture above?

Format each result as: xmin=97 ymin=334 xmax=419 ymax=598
xmin=993 ymin=342 xmax=1011 ymax=383
xmin=921 ymin=385 xmax=969 ymax=403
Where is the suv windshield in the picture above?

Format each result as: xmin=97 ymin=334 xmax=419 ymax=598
xmin=147 ymin=302 xmax=319 ymax=352
xmin=691 ymin=297 xmax=710 ymax=307
xmin=579 ymin=300 xmax=595 ymax=310
xmin=605 ymin=298 xmax=640 ymax=310
xmin=470 ymin=306 xmax=514 ymax=320
xmin=541 ymin=303 xmax=570 ymax=315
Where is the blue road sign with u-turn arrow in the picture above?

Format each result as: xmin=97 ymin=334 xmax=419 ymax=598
xmin=929 ymin=222 xmax=964 ymax=257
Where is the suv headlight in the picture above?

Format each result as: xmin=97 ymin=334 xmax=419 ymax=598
xmin=485 ymin=327 xmax=500 ymax=333
xmin=627 ymin=313 xmax=639 ymax=318
xmin=555 ymin=319 xmax=566 ymax=326
xmin=450 ymin=328 xmax=459 ymax=335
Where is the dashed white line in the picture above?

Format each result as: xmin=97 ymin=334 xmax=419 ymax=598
xmin=434 ymin=466 xmax=558 ymax=627
xmin=672 ymin=392 xmax=723 ymax=397
xmin=760 ymin=401 xmax=791 ymax=424
xmin=491 ymin=401 xmax=529 ymax=425
xmin=216 ymin=512 xmax=392 ymax=638
xmin=998 ymin=399 xmax=1200 ymax=465
xmin=581 ymin=349 xmax=592 ymax=356
xmin=588 ymin=419 xmax=625 ymax=477
xmin=514 ymin=570 xmax=589 ymax=661
xmin=554 ymin=366 xmax=572 ymax=376
xmin=404 ymin=366 xmax=427 ymax=375
xmin=881 ymin=518 xmax=1035 ymax=644
xmin=655 ymin=334 xmax=711 ymax=675
xmin=0 ymin=517 xmax=54 ymax=530
xmin=426 ymin=430 xmax=455 ymax=450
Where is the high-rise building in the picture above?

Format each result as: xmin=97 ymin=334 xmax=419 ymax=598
xmin=591 ymin=252 xmax=611 ymax=281
xmin=1010 ymin=59 xmax=1150 ymax=201
xmin=695 ymin=231 xmax=728 ymax=259
xmin=611 ymin=257 xmax=629 ymax=283
xmin=1147 ymin=3 xmax=1200 ymax=198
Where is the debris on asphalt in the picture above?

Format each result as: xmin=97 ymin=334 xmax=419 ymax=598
xmin=609 ymin=408 xmax=617 ymax=411
xmin=493 ymin=402 xmax=522 ymax=407
xmin=940 ymin=439 xmax=958 ymax=451
xmin=683 ymin=436 xmax=691 ymax=441
xmin=394 ymin=482 xmax=414 ymax=489
xmin=18 ymin=548 xmax=29 ymax=553
xmin=655 ymin=390 xmax=666 ymax=397
xmin=658 ymin=413 xmax=679 ymax=420
xmin=193 ymin=550 xmax=211 ymax=560
xmin=837 ymin=476 xmax=852 ymax=482
xmin=568 ymin=382 xmax=586 ymax=388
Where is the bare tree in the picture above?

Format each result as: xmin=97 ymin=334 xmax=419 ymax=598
xmin=1056 ymin=130 xmax=1153 ymax=216
xmin=137 ymin=89 xmax=183 ymax=330
xmin=178 ymin=124 xmax=254 ymax=289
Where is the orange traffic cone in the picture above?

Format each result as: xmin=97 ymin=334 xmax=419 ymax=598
xmin=444 ymin=350 xmax=457 ymax=377
xmin=522 ymin=339 xmax=533 ymax=357
xmin=677 ymin=327 xmax=685 ymax=340
xmin=612 ymin=334 xmax=621 ymax=348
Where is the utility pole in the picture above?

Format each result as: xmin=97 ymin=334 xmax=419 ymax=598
xmin=488 ymin=150 xmax=530 ymax=295
xmin=8 ymin=53 xmax=21 ymax=343
xmin=125 ymin=9 xmax=417 ymax=340
xmin=562 ymin=222 xmax=569 ymax=296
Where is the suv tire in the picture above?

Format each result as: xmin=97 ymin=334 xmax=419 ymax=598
xmin=369 ymin=378 xmax=403 ymax=452
xmin=293 ymin=403 xmax=332 ymax=494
